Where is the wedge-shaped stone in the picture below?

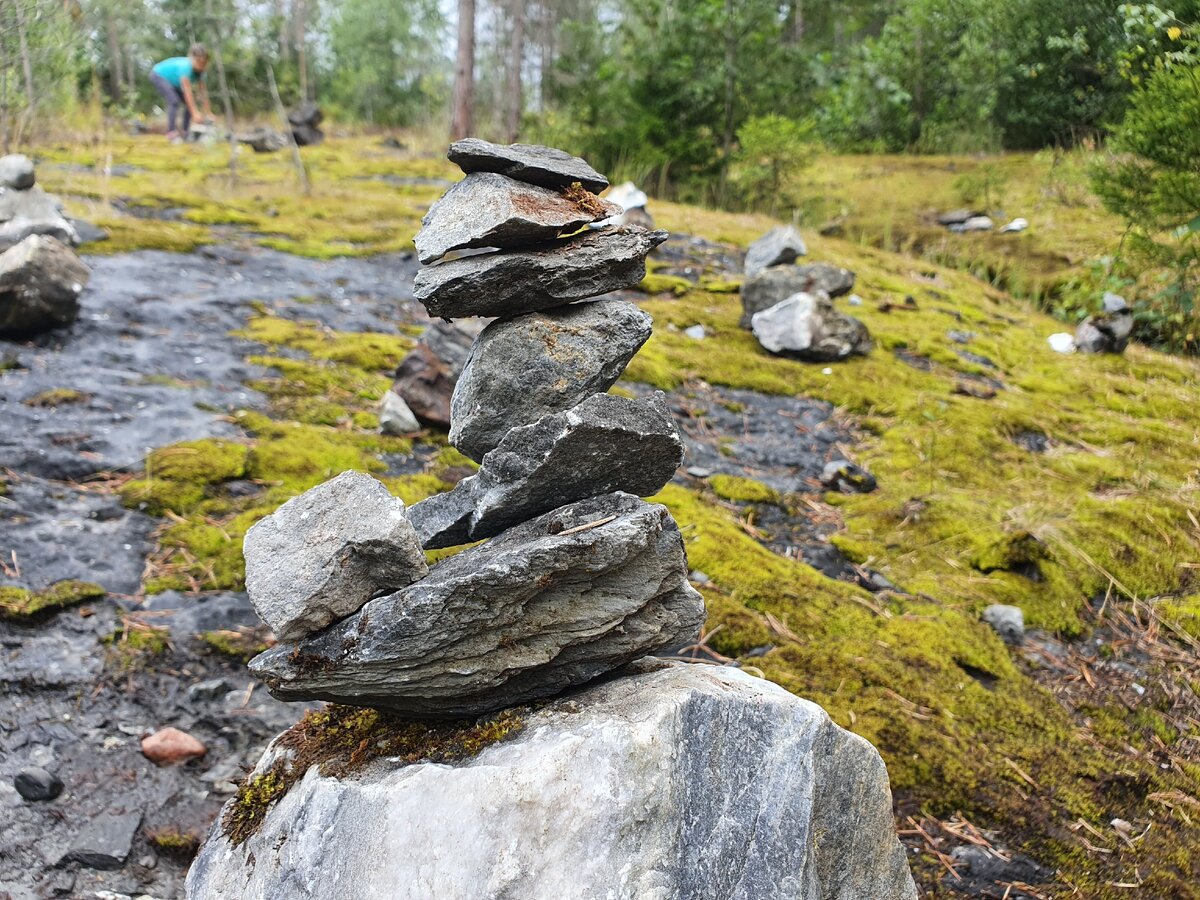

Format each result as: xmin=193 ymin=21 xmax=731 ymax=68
xmin=450 ymin=299 xmax=652 ymax=461
xmin=448 ymin=137 xmax=608 ymax=193
xmin=243 ymin=471 xmax=428 ymax=641
xmin=740 ymin=262 xmax=855 ymax=328
xmin=413 ymin=226 xmax=668 ymax=319
xmin=744 ymin=225 xmax=807 ymax=277
xmin=415 ymin=172 xmax=619 ymax=264
xmin=248 ymin=493 xmax=704 ymax=717
xmin=409 ymin=392 xmax=683 ymax=549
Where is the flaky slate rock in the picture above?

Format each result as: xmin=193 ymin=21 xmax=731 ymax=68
xmin=390 ymin=321 xmax=478 ymax=429
xmin=409 ymin=392 xmax=683 ymax=549
xmin=415 ymin=172 xmax=619 ymax=264
xmin=413 ymin=226 xmax=668 ymax=319
xmin=248 ymin=493 xmax=704 ymax=716
xmin=740 ymin=263 xmax=856 ymax=328
xmin=751 ymin=293 xmax=873 ymax=362
xmin=0 ymin=235 xmax=89 ymax=337
xmin=448 ymin=137 xmax=608 ymax=193
xmin=450 ymin=299 xmax=652 ymax=461
xmin=188 ymin=660 xmax=918 ymax=900
xmin=243 ymin=471 xmax=427 ymax=641
xmin=744 ymin=225 xmax=807 ymax=277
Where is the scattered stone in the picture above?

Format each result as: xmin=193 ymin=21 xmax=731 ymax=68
xmin=847 ymin=293 xmax=863 ymax=306
xmin=409 ymin=393 xmax=683 ymax=549
xmin=744 ymin=225 xmax=807 ymax=277
xmin=947 ymin=329 xmax=975 ymax=344
xmin=1047 ymin=332 xmax=1076 ymax=354
xmin=70 ymin=217 xmax=109 ymax=244
xmin=937 ymin=209 xmax=974 ymax=226
xmin=594 ymin=181 xmax=652 ymax=229
xmin=683 ymin=324 xmax=706 ymax=340
xmin=821 ymin=459 xmax=878 ymax=493
xmin=0 ymin=235 xmax=90 ymax=337
xmin=1075 ymin=306 xmax=1133 ymax=354
xmin=954 ymin=216 xmax=995 ymax=233
xmin=999 ymin=217 xmax=1029 ymax=234
xmin=449 ymin=298 xmax=652 ymax=461
xmin=14 ymin=766 xmax=63 ymax=801
xmin=447 ymin=137 xmax=608 ymax=193
xmin=982 ymin=604 xmax=1025 ymax=645
xmin=287 ymin=102 xmax=324 ymax=146
xmin=243 ymin=470 xmax=428 ymax=640
xmin=0 ymin=153 xmax=36 ymax=190
xmin=378 ymin=390 xmax=421 ymax=435
xmin=412 ymin=226 xmax=668 ymax=319
xmin=1103 ymin=291 xmax=1129 ymax=313
xmin=251 ymin=494 xmax=704 ymax=716
xmin=64 ymin=811 xmax=142 ymax=869
xmin=190 ymin=661 xmax=917 ymax=899
xmin=0 ymin=184 xmax=80 ymax=250
xmin=236 ymin=128 xmax=286 ymax=153
xmin=751 ymin=293 xmax=873 ymax=362
xmin=188 ymin=678 xmax=232 ymax=702
xmin=141 ymin=727 xmax=208 ymax=766
xmin=954 ymin=380 xmax=998 ymax=400
xmin=740 ymin=263 xmax=855 ymax=327
xmin=390 ymin=321 xmax=477 ymax=429
xmin=415 ymin=172 xmax=619 ymax=264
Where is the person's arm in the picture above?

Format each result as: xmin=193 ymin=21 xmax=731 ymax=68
xmin=199 ymin=80 xmax=214 ymax=119
xmin=180 ymin=77 xmax=201 ymax=123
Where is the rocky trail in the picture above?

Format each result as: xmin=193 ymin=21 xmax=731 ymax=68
xmin=1 ymin=233 xmax=882 ymax=899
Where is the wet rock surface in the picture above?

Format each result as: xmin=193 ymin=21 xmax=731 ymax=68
xmin=413 ymin=226 xmax=667 ymax=318
xmin=449 ymin=298 xmax=652 ymax=461
xmin=409 ymin=392 xmax=684 ymax=549
xmin=252 ymin=494 xmax=704 ymax=716
xmin=414 ymin=171 xmax=618 ymax=264
xmin=447 ymin=137 xmax=609 ymax=193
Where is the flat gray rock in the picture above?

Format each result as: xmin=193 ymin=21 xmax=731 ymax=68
xmin=64 ymin=811 xmax=142 ymax=869
xmin=414 ymin=171 xmax=619 ymax=264
xmin=243 ymin=471 xmax=428 ymax=641
xmin=744 ymin=225 xmax=807 ymax=277
xmin=413 ymin=226 xmax=668 ymax=319
xmin=740 ymin=263 xmax=855 ymax=328
xmin=248 ymin=493 xmax=704 ymax=716
xmin=448 ymin=137 xmax=608 ymax=193
xmin=449 ymin=299 xmax=652 ymax=461
xmin=0 ymin=153 xmax=35 ymax=190
xmin=409 ymin=392 xmax=683 ymax=549
xmin=0 ymin=235 xmax=89 ymax=337
xmin=751 ymin=292 xmax=873 ymax=362
xmin=188 ymin=660 xmax=917 ymax=900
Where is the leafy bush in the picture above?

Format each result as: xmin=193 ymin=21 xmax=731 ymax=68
xmin=728 ymin=115 xmax=816 ymax=215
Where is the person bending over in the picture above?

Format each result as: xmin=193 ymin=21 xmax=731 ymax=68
xmin=150 ymin=44 xmax=214 ymax=141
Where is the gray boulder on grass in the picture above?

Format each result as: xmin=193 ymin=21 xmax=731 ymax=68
xmin=409 ymin=392 xmax=683 ymax=549
xmin=447 ymin=137 xmax=609 ymax=193
xmin=0 ymin=154 xmax=36 ymax=190
xmin=413 ymin=226 xmax=668 ymax=319
xmin=0 ymin=235 xmax=89 ymax=337
xmin=1075 ymin=307 xmax=1134 ymax=355
xmin=187 ymin=660 xmax=917 ymax=900
xmin=450 ymin=298 xmax=653 ymax=461
xmin=740 ymin=263 xmax=855 ymax=328
xmin=415 ymin=171 xmax=620 ymax=264
xmin=243 ymin=471 xmax=428 ymax=641
xmin=248 ymin=494 xmax=705 ymax=716
xmin=751 ymin=292 xmax=873 ymax=362
xmin=744 ymin=225 xmax=807 ymax=277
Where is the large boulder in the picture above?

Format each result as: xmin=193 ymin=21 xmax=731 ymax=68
xmin=415 ymin=172 xmax=619 ymax=264
xmin=1075 ymin=294 xmax=1134 ymax=354
xmin=390 ymin=321 xmax=478 ymax=430
xmin=0 ymin=153 xmax=36 ymax=190
xmin=740 ymin=263 xmax=855 ymax=328
xmin=449 ymin=298 xmax=652 ymax=461
xmin=447 ymin=137 xmax=608 ymax=193
xmin=408 ymin=392 xmax=683 ymax=549
xmin=243 ymin=471 xmax=428 ymax=641
xmin=744 ymin=225 xmax=807 ymax=277
xmin=751 ymin=293 xmax=873 ymax=362
xmin=187 ymin=660 xmax=918 ymax=900
xmin=248 ymin=494 xmax=704 ymax=716
xmin=288 ymin=102 xmax=324 ymax=146
xmin=0 ymin=184 xmax=79 ymax=251
xmin=0 ymin=235 xmax=89 ymax=337
xmin=413 ymin=226 xmax=668 ymax=319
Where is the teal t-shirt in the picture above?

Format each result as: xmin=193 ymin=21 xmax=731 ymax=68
xmin=152 ymin=57 xmax=202 ymax=88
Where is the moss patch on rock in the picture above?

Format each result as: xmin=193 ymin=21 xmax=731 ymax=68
xmin=707 ymin=473 xmax=780 ymax=504
xmin=0 ymin=580 xmax=105 ymax=621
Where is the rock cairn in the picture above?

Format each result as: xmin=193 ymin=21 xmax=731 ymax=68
xmin=242 ymin=139 xmax=703 ymax=717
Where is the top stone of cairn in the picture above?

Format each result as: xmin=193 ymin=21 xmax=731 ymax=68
xmin=448 ymin=138 xmax=609 ymax=194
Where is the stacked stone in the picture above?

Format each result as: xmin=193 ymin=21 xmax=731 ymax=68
xmin=242 ymin=140 xmax=704 ymax=717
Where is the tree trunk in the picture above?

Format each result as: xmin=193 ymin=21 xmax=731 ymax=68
xmin=450 ymin=0 xmax=476 ymax=140
xmin=277 ymin=0 xmax=290 ymax=63
xmin=719 ymin=0 xmax=736 ymax=202
xmin=295 ymin=0 xmax=309 ymax=101
xmin=13 ymin=0 xmax=35 ymax=108
xmin=504 ymin=0 xmax=525 ymax=142
xmin=784 ymin=0 xmax=805 ymax=44
xmin=204 ymin=0 xmax=238 ymax=183
xmin=105 ymin=11 xmax=124 ymax=103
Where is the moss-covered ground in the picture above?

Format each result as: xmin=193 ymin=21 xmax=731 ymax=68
xmin=38 ymin=134 xmax=1200 ymax=896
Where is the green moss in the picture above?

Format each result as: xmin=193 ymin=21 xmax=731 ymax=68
xmin=23 ymin=388 xmax=88 ymax=407
xmin=147 ymin=828 xmax=201 ymax=858
xmin=148 ymin=439 xmax=249 ymax=483
xmin=708 ymin=473 xmax=780 ymax=504
xmin=119 ymin=478 xmax=208 ymax=516
xmin=636 ymin=272 xmax=693 ymax=296
xmin=199 ymin=628 xmax=271 ymax=662
xmin=223 ymin=705 xmax=524 ymax=845
xmin=0 ymin=580 xmax=105 ymax=621
xmin=104 ymin=619 xmax=171 ymax=671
